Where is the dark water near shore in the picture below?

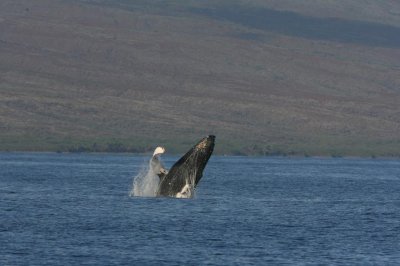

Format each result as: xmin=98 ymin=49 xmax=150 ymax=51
xmin=1 ymin=153 xmax=399 ymax=265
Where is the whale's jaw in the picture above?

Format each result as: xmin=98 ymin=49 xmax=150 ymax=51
xmin=156 ymin=135 xmax=215 ymax=198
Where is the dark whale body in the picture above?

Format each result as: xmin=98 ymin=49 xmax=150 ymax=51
xmin=156 ymin=135 xmax=215 ymax=198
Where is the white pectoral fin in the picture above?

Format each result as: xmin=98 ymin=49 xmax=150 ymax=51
xmin=153 ymin=146 xmax=165 ymax=156
xmin=151 ymin=146 xmax=168 ymax=180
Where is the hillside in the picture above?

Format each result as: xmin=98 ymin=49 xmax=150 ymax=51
xmin=1 ymin=0 xmax=400 ymax=156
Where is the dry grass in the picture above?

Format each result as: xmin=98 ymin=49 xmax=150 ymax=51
xmin=0 ymin=0 xmax=399 ymax=156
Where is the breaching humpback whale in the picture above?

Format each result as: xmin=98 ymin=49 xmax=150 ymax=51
xmin=154 ymin=135 xmax=215 ymax=198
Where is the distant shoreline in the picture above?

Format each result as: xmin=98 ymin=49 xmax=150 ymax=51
xmin=1 ymin=150 xmax=399 ymax=160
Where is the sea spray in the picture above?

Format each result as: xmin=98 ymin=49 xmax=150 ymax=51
xmin=130 ymin=161 xmax=160 ymax=197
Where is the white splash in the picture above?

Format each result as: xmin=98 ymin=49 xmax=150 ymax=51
xmin=130 ymin=161 xmax=159 ymax=197
xmin=176 ymin=183 xmax=195 ymax=198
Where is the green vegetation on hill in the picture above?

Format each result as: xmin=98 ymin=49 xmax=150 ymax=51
xmin=0 ymin=0 xmax=400 ymax=157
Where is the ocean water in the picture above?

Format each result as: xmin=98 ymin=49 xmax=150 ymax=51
xmin=1 ymin=153 xmax=399 ymax=265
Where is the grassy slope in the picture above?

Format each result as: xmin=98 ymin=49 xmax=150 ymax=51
xmin=0 ymin=0 xmax=399 ymax=156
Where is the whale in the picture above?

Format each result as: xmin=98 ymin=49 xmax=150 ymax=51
xmin=155 ymin=135 xmax=215 ymax=198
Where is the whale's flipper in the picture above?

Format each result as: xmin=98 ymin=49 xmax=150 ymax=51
xmin=150 ymin=146 xmax=168 ymax=180
xmin=156 ymin=135 xmax=215 ymax=198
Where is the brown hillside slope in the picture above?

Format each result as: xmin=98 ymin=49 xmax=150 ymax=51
xmin=245 ymin=0 xmax=400 ymax=27
xmin=1 ymin=0 xmax=399 ymax=156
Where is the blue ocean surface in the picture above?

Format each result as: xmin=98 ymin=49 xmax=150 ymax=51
xmin=1 ymin=153 xmax=399 ymax=265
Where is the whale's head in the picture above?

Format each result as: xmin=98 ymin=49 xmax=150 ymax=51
xmin=180 ymin=135 xmax=215 ymax=186
xmin=194 ymin=135 xmax=215 ymax=155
